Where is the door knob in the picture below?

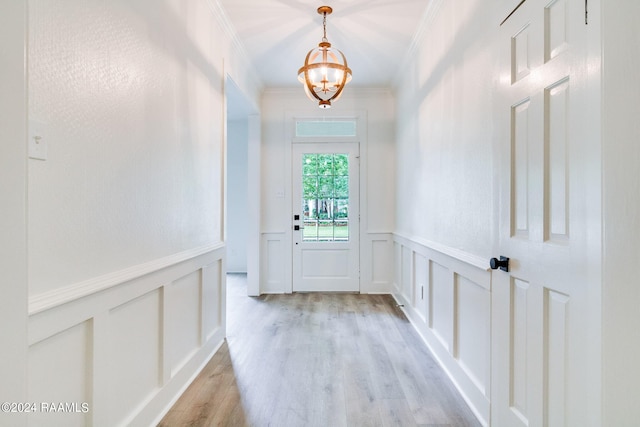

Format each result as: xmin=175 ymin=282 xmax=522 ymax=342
xmin=490 ymin=256 xmax=510 ymax=272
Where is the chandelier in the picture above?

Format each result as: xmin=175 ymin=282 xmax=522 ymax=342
xmin=298 ymin=6 xmax=352 ymax=109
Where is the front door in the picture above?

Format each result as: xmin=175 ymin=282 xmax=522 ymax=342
xmin=492 ymin=1 xmax=599 ymax=426
xmin=292 ymin=142 xmax=359 ymax=292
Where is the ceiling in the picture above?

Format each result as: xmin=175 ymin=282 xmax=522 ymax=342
xmin=217 ymin=0 xmax=432 ymax=88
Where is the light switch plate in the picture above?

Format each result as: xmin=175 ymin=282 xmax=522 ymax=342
xmin=29 ymin=120 xmax=47 ymax=160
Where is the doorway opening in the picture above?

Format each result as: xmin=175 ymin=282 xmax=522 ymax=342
xmin=225 ymin=76 xmax=259 ymax=301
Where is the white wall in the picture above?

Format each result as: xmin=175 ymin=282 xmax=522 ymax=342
xmin=227 ymin=118 xmax=249 ymax=272
xmin=21 ymin=0 xmax=260 ymax=425
xmin=260 ymin=88 xmax=395 ymax=294
xmin=394 ymin=0 xmax=496 ymax=259
xmin=29 ymin=0 xmax=226 ymax=293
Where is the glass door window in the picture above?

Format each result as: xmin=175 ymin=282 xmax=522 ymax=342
xmin=302 ymin=153 xmax=349 ymax=241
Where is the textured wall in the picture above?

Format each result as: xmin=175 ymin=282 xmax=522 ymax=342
xmin=27 ymin=0 xmax=258 ymax=295
xmin=394 ymin=0 xmax=496 ymax=258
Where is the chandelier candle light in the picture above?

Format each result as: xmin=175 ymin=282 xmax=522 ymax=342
xmin=298 ymin=5 xmax=352 ymax=109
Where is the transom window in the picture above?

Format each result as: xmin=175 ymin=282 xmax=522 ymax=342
xmin=295 ymin=120 xmax=357 ymax=138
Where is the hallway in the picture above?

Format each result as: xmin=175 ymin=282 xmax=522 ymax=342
xmin=159 ymin=274 xmax=480 ymax=426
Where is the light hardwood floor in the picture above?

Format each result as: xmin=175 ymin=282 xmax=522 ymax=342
xmin=159 ymin=274 xmax=481 ymax=427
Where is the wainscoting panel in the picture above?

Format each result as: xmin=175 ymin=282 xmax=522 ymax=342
xmin=401 ymin=246 xmax=413 ymax=299
xmin=431 ymin=261 xmax=453 ymax=352
xmin=27 ymin=321 xmax=91 ymax=427
xmin=26 ymin=245 xmax=226 ymax=427
xmin=166 ymin=271 xmax=202 ymax=377
xmin=108 ymin=289 xmax=162 ymax=426
xmin=261 ymin=232 xmax=288 ymax=293
xmin=202 ymin=260 xmax=224 ymax=342
xmin=456 ymin=275 xmax=490 ymax=396
xmin=393 ymin=233 xmax=491 ymax=426
xmin=413 ymin=252 xmax=428 ymax=322
xmin=365 ymin=233 xmax=394 ymax=293
xmin=394 ymin=242 xmax=402 ymax=293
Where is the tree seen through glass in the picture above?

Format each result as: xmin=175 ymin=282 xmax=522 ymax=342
xmin=302 ymin=153 xmax=349 ymax=241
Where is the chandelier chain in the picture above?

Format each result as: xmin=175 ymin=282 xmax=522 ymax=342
xmin=322 ymin=12 xmax=328 ymax=42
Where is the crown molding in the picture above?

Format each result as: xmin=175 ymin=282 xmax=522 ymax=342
xmin=207 ymin=0 xmax=246 ymax=59
xmin=206 ymin=0 xmax=263 ymax=89
xmin=391 ymin=0 xmax=444 ymax=89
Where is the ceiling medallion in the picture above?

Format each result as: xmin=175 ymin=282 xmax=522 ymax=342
xmin=297 ymin=6 xmax=352 ymax=109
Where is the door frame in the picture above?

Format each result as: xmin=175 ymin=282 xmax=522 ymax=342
xmin=223 ymin=75 xmax=261 ymax=296
xmin=284 ymin=111 xmax=368 ymax=293
xmin=0 ymin=2 xmax=29 ymax=425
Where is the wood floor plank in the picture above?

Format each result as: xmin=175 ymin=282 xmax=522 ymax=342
xmin=382 ymin=338 xmax=451 ymax=425
xmin=159 ymin=274 xmax=480 ymax=426
xmin=378 ymin=398 xmax=419 ymax=427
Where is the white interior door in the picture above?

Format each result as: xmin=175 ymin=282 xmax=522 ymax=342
xmin=492 ymin=1 xmax=599 ymax=426
xmin=292 ymin=142 xmax=359 ymax=292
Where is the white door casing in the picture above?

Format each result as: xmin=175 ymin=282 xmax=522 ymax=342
xmin=292 ymin=142 xmax=360 ymax=292
xmin=492 ymin=0 xmax=600 ymax=426
xmin=0 ymin=2 xmax=28 ymax=425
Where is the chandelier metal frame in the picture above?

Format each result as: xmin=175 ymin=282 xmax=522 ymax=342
xmin=298 ymin=6 xmax=352 ymax=109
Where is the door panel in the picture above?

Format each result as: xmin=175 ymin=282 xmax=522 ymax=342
xmin=511 ymin=98 xmax=532 ymax=238
xmin=545 ymin=77 xmax=570 ymax=241
xmin=292 ymin=143 xmax=359 ymax=292
xmin=493 ymin=0 xmax=595 ymax=426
